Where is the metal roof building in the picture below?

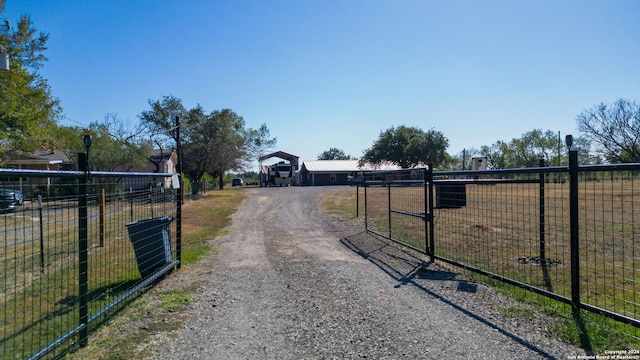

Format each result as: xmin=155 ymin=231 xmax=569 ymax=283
xmin=299 ymin=160 xmax=402 ymax=186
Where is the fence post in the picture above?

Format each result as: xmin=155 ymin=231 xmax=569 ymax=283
xmin=388 ymin=182 xmax=391 ymax=238
xmin=176 ymin=174 xmax=182 ymax=270
xmin=176 ymin=115 xmax=183 ymax=270
xmin=568 ymin=146 xmax=581 ymax=320
xmin=77 ymin=153 xmax=89 ymax=347
xmin=100 ymin=188 xmax=105 ymax=247
xmin=38 ymin=195 xmax=45 ymax=273
xmin=426 ymin=164 xmax=434 ymax=262
xmin=539 ymin=159 xmax=546 ymax=260
xmin=364 ymin=173 xmax=368 ymax=230
xmin=356 ymin=184 xmax=359 ymax=218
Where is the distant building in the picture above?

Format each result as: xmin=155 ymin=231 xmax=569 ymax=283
xmin=3 ymin=149 xmax=74 ymax=171
xmin=116 ymin=149 xmax=179 ymax=190
xmin=299 ymin=160 xmax=402 ymax=186
xmin=1 ymin=150 xmax=74 ymax=196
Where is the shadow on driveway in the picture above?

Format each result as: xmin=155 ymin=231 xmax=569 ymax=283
xmin=340 ymin=231 xmax=559 ymax=360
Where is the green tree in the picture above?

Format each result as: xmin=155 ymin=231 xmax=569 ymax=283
xmin=0 ymin=12 xmax=61 ymax=157
xmin=479 ymin=130 xmax=559 ymax=169
xmin=57 ymin=114 xmax=153 ymax=171
xmin=479 ymin=141 xmax=511 ymax=169
xmin=477 ymin=130 xmax=597 ymax=169
xmin=361 ymin=126 xmax=448 ymax=168
xmin=208 ymin=109 xmax=247 ymax=188
xmin=318 ymin=147 xmax=353 ymax=160
xmin=88 ymin=114 xmax=153 ymax=171
xmin=143 ymin=98 xmax=276 ymax=189
xmin=576 ymin=99 xmax=640 ymax=163
xmin=451 ymin=147 xmax=481 ymax=170
xmin=244 ymin=123 xmax=277 ymax=162
xmin=139 ymin=95 xmax=186 ymax=151
xmin=509 ymin=129 xmax=560 ymax=167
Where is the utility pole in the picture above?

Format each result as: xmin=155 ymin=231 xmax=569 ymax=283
xmin=462 ymin=148 xmax=466 ymax=170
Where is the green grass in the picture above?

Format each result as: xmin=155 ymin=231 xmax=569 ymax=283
xmin=159 ymin=290 xmax=191 ymax=311
xmin=482 ymin=275 xmax=640 ymax=352
xmin=67 ymin=190 xmax=246 ymax=359
xmin=1 ymin=189 xmax=246 ymax=359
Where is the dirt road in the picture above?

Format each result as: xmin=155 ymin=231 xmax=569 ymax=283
xmin=146 ymin=186 xmax=582 ymax=359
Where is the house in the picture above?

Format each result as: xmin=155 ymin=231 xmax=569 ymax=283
xmin=3 ymin=149 xmax=74 ymax=171
xmin=1 ymin=150 xmax=75 ymax=196
xmin=299 ymin=160 xmax=403 ymax=186
xmin=1 ymin=148 xmax=179 ymax=198
xmin=124 ymin=149 xmax=178 ymax=175
xmin=117 ymin=149 xmax=179 ymax=190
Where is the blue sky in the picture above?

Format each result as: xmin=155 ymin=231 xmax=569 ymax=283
xmin=3 ymin=0 xmax=640 ymax=167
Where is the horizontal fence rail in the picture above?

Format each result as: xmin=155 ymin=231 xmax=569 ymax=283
xmin=362 ymin=152 xmax=640 ymax=341
xmin=0 ymin=166 xmax=181 ymax=359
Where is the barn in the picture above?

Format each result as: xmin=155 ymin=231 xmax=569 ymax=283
xmin=298 ymin=160 xmax=402 ymax=186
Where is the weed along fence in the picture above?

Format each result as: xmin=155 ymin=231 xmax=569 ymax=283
xmin=361 ymin=150 xmax=640 ymax=340
xmin=0 ymin=167 xmax=182 ymax=359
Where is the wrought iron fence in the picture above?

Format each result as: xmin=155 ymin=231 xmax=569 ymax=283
xmin=0 ymin=167 xmax=181 ymax=359
xmin=362 ymin=151 xmax=640 ymax=337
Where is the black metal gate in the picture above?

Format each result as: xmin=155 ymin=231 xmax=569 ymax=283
xmin=363 ymin=167 xmax=434 ymax=259
xmin=361 ymin=153 xmax=640 ymax=333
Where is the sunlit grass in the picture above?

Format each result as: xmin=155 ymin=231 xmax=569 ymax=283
xmin=64 ymin=189 xmax=246 ymax=359
xmin=1 ymin=188 xmax=246 ymax=359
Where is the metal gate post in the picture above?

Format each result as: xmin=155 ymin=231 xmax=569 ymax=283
xmin=78 ymin=153 xmax=89 ymax=347
xmin=176 ymin=174 xmax=182 ymax=269
xmin=356 ymin=184 xmax=359 ymax=218
xmin=539 ymin=159 xmax=546 ymax=260
xmin=426 ymin=164 xmax=434 ymax=262
xmin=388 ymin=182 xmax=391 ymax=238
xmin=176 ymin=115 xmax=183 ymax=270
xmin=364 ymin=173 xmax=368 ymax=230
xmin=568 ymin=145 xmax=580 ymax=320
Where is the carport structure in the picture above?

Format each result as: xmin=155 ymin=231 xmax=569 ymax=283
xmin=258 ymin=151 xmax=300 ymax=186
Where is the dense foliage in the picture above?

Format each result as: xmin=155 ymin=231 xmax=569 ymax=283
xmin=0 ymin=11 xmax=61 ymax=157
xmin=140 ymin=96 xmax=276 ymax=188
xmin=318 ymin=147 xmax=354 ymax=160
xmin=361 ymin=126 xmax=448 ymax=168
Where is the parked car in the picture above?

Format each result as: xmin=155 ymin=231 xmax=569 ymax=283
xmin=232 ymin=178 xmax=244 ymax=187
xmin=0 ymin=189 xmax=23 ymax=206
xmin=0 ymin=192 xmax=17 ymax=213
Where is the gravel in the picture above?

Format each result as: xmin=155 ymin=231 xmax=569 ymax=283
xmin=144 ymin=186 xmax=586 ymax=359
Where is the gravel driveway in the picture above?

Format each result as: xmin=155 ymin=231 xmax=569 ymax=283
xmin=146 ymin=186 xmax=584 ymax=359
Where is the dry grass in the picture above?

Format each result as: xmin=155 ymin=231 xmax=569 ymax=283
xmin=327 ymin=179 xmax=640 ymax=322
xmin=325 ymin=180 xmax=640 ymax=350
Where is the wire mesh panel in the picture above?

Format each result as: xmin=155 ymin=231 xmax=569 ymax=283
xmin=578 ymin=169 xmax=640 ymax=323
xmin=0 ymin=169 xmax=179 ymax=359
xmin=433 ymin=171 xmax=573 ymax=299
xmin=361 ymin=162 xmax=640 ymax=336
xmin=364 ymin=169 xmax=429 ymax=253
xmin=363 ymin=185 xmax=389 ymax=237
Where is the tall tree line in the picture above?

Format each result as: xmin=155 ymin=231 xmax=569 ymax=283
xmin=140 ymin=95 xmax=276 ymax=188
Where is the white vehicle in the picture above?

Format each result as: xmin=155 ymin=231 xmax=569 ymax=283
xmin=267 ymin=161 xmax=292 ymax=186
